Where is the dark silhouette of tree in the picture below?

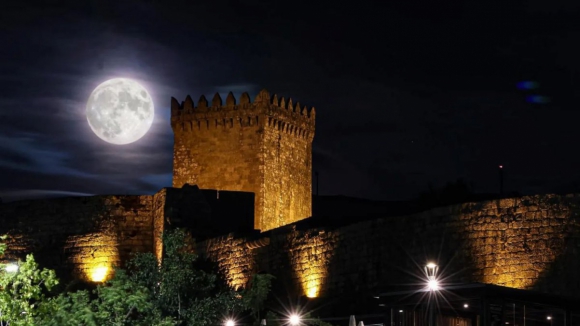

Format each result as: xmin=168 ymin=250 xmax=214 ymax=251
xmin=416 ymin=178 xmax=475 ymax=209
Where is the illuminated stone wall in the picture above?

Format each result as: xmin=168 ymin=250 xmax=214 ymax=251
xmin=152 ymin=189 xmax=167 ymax=263
xmin=2 ymin=188 xmax=580 ymax=297
xmin=0 ymin=194 xmax=158 ymax=282
xmin=65 ymin=232 xmax=120 ymax=282
xmin=262 ymin=113 xmax=313 ymax=231
xmin=196 ymin=234 xmax=257 ymax=290
xmin=283 ymin=229 xmax=337 ymax=298
xmin=171 ymin=89 xmax=315 ymax=231
xmin=197 ymin=194 xmax=580 ymax=298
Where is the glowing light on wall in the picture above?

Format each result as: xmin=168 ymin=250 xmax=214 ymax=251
xmin=91 ymin=265 xmax=109 ymax=282
xmin=202 ymin=235 xmax=257 ymax=291
xmin=66 ymin=232 xmax=120 ymax=283
xmin=305 ymin=273 xmax=321 ymax=298
xmin=153 ymin=189 xmax=167 ymax=265
xmin=289 ymin=230 xmax=335 ymax=298
xmin=462 ymin=197 xmax=567 ymax=290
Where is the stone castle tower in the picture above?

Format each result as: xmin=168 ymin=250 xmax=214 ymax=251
xmin=170 ymin=89 xmax=316 ymax=231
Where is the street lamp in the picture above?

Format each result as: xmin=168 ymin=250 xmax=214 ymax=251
xmin=225 ymin=320 xmax=235 ymax=326
xmin=289 ymin=314 xmax=301 ymax=326
xmin=5 ymin=264 xmax=18 ymax=273
xmin=425 ymin=262 xmax=439 ymax=291
xmin=425 ymin=263 xmax=438 ymax=278
xmin=425 ymin=262 xmax=439 ymax=326
xmin=427 ymin=279 xmax=439 ymax=291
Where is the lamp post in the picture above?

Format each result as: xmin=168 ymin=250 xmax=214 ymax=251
xmin=425 ymin=262 xmax=439 ymax=326
xmin=289 ymin=314 xmax=301 ymax=326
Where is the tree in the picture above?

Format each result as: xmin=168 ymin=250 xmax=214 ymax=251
xmin=37 ymin=270 xmax=174 ymax=326
xmin=38 ymin=229 xmax=274 ymax=325
xmin=241 ymin=273 xmax=275 ymax=324
xmin=127 ymin=228 xmax=273 ymax=326
xmin=0 ymin=235 xmax=59 ymax=326
xmin=0 ymin=230 xmax=274 ymax=325
xmin=417 ymin=178 xmax=474 ymax=208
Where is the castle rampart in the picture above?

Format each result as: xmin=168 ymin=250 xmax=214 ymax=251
xmin=0 ymin=194 xmax=157 ymax=282
xmin=1 ymin=191 xmax=580 ymax=298
xmin=194 ymin=193 xmax=580 ymax=298
xmin=171 ymin=89 xmax=315 ymax=231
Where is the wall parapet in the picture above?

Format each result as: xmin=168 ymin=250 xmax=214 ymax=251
xmin=170 ymin=89 xmax=315 ymax=141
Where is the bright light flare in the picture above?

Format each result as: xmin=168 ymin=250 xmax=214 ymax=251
xmin=427 ymin=279 xmax=439 ymax=291
xmin=226 ymin=319 xmax=235 ymax=326
xmin=306 ymin=282 xmax=319 ymax=298
xmin=289 ymin=314 xmax=301 ymax=325
xmin=547 ymin=316 xmax=552 ymax=321
xmin=426 ymin=262 xmax=437 ymax=269
xmin=5 ymin=264 xmax=18 ymax=273
xmin=463 ymin=303 xmax=469 ymax=308
xmin=91 ymin=266 xmax=109 ymax=282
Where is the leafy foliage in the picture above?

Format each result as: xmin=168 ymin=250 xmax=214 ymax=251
xmin=0 ymin=230 xmax=276 ymax=325
xmin=0 ymin=235 xmax=59 ymax=326
xmin=38 ymin=269 xmax=175 ymax=326
xmin=241 ymin=274 xmax=275 ymax=324
xmin=127 ymin=228 xmax=273 ymax=326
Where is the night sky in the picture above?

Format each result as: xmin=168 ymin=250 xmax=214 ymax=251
xmin=1 ymin=0 xmax=580 ymax=202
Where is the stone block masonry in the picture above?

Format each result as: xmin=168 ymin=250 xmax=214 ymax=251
xmin=1 ymin=190 xmax=580 ymax=298
xmin=196 ymin=194 xmax=580 ymax=298
xmin=171 ymin=89 xmax=315 ymax=232
xmin=0 ymin=195 xmax=156 ymax=282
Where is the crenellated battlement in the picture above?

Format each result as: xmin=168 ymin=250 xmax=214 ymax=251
xmin=170 ymin=89 xmax=315 ymax=140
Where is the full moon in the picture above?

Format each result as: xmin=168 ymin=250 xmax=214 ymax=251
xmin=86 ymin=78 xmax=154 ymax=145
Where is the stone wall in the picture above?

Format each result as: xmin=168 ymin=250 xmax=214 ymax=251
xmin=0 ymin=195 xmax=156 ymax=282
xmin=197 ymin=194 xmax=580 ymax=298
xmin=0 ymin=185 xmax=258 ymax=282
xmin=2 ymin=189 xmax=579 ymax=298
xmin=170 ymin=89 xmax=315 ymax=231
xmin=262 ymin=116 xmax=313 ymax=231
xmin=196 ymin=234 xmax=257 ymax=290
xmin=152 ymin=189 xmax=167 ymax=262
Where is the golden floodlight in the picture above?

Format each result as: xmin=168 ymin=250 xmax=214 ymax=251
xmin=293 ymin=235 xmax=334 ymax=298
xmin=67 ymin=232 xmax=120 ymax=283
xmin=305 ymin=273 xmax=321 ymax=298
xmin=90 ymin=265 xmax=109 ymax=282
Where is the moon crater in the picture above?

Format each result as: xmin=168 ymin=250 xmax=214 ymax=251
xmin=86 ymin=78 xmax=154 ymax=145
